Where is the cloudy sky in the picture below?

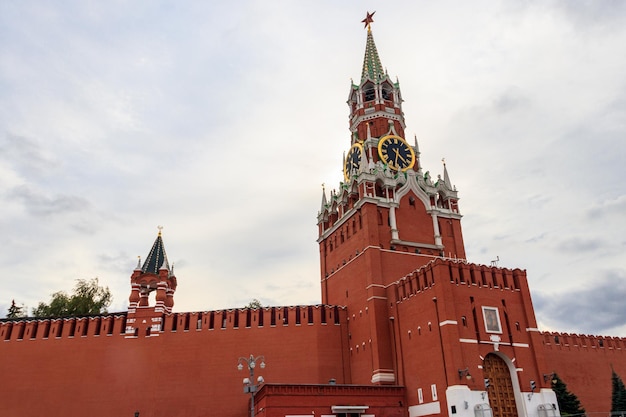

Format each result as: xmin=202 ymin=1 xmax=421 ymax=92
xmin=1 ymin=1 xmax=625 ymax=336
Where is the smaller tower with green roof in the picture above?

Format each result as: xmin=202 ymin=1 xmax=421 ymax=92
xmin=128 ymin=227 xmax=177 ymax=319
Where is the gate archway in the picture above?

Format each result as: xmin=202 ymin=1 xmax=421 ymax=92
xmin=483 ymin=353 xmax=518 ymax=417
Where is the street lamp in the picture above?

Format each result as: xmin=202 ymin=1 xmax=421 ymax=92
xmin=237 ymin=354 xmax=266 ymax=417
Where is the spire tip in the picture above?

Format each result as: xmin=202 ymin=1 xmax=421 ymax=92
xmin=361 ymin=11 xmax=375 ymax=30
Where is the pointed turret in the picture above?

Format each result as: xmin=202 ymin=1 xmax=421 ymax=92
xmin=443 ymin=159 xmax=453 ymax=190
xmin=347 ymin=14 xmax=406 ymax=146
xmin=361 ymin=23 xmax=385 ymax=82
xmin=436 ymin=159 xmax=460 ymax=213
xmin=320 ymin=185 xmax=328 ymax=212
xmin=141 ymin=228 xmax=170 ymax=275
xmin=128 ymin=228 xmax=177 ymax=316
xmin=413 ymin=135 xmax=422 ymax=172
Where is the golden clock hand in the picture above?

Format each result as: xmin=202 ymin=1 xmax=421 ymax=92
xmin=397 ymin=153 xmax=408 ymax=164
xmin=393 ymin=149 xmax=399 ymax=166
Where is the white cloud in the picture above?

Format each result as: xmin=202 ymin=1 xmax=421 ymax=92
xmin=1 ymin=1 xmax=625 ymax=336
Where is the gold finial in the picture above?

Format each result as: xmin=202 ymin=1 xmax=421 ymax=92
xmin=362 ymin=11 xmax=375 ymax=31
xmin=157 ymin=225 xmax=163 ymax=236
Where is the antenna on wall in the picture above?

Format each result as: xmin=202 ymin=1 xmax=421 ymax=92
xmin=490 ymin=256 xmax=499 ymax=267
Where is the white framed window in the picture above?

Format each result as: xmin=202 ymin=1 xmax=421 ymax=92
xmin=431 ymin=384 xmax=437 ymax=401
xmin=482 ymin=306 xmax=503 ymax=334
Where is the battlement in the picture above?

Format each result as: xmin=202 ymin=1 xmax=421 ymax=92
xmin=0 ymin=305 xmax=346 ymax=342
xmin=0 ymin=313 xmax=128 ymax=342
xmin=541 ymin=331 xmax=626 ymax=352
xmin=392 ymin=258 xmax=527 ymax=302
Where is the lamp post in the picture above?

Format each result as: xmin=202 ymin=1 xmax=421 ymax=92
xmin=237 ymin=354 xmax=266 ymax=417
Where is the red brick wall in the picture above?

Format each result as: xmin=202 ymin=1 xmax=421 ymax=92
xmin=389 ymin=259 xmax=552 ymax=414
xmin=541 ymin=332 xmax=626 ymax=414
xmin=256 ymin=384 xmax=406 ymax=417
xmin=395 ymin=192 xmax=436 ymax=245
xmin=0 ymin=306 xmax=348 ymax=417
xmin=4 ymin=266 xmax=626 ymax=417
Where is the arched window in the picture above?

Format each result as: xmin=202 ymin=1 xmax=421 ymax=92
xmin=382 ymin=84 xmax=393 ymax=101
xmin=363 ymin=83 xmax=375 ymax=102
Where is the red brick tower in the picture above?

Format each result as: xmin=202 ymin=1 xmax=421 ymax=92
xmin=318 ymin=13 xmax=465 ymax=386
xmin=318 ymin=15 xmax=564 ymax=417
xmin=127 ymin=228 xmax=177 ymax=335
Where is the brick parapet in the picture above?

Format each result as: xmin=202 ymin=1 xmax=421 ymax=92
xmin=391 ymin=258 xmax=528 ymax=302
xmin=0 ymin=305 xmax=346 ymax=342
xmin=540 ymin=331 xmax=626 ymax=413
xmin=0 ymin=305 xmax=350 ymax=417
xmin=540 ymin=331 xmax=626 ymax=352
xmin=0 ymin=313 xmax=128 ymax=342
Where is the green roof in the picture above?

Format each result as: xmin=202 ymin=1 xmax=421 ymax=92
xmin=361 ymin=27 xmax=385 ymax=83
xmin=141 ymin=232 xmax=170 ymax=275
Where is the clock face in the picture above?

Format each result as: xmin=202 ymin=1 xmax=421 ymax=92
xmin=344 ymin=142 xmax=364 ymax=181
xmin=377 ymin=135 xmax=415 ymax=171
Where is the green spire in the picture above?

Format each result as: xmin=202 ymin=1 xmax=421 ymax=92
xmin=141 ymin=228 xmax=170 ymax=275
xmin=361 ymin=26 xmax=385 ymax=83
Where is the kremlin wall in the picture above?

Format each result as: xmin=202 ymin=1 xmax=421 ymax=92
xmin=2 ymin=260 xmax=625 ymax=416
xmin=2 ymin=15 xmax=626 ymax=417
xmin=0 ymin=305 xmax=352 ymax=417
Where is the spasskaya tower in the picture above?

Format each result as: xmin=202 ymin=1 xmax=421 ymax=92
xmin=317 ymin=11 xmax=466 ymax=385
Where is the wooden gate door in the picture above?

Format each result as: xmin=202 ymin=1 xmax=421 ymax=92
xmin=484 ymin=353 xmax=518 ymax=417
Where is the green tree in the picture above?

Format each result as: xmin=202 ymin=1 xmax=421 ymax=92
xmin=31 ymin=278 xmax=112 ymax=317
xmin=6 ymin=300 xmax=27 ymax=319
xmin=246 ymin=299 xmax=263 ymax=309
xmin=612 ymin=369 xmax=626 ymax=414
xmin=551 ymin=373 xmax=585 ymax=416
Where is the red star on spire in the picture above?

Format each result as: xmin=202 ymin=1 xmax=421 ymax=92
xmin=362 ymin=11 xmax=375 ymax=29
